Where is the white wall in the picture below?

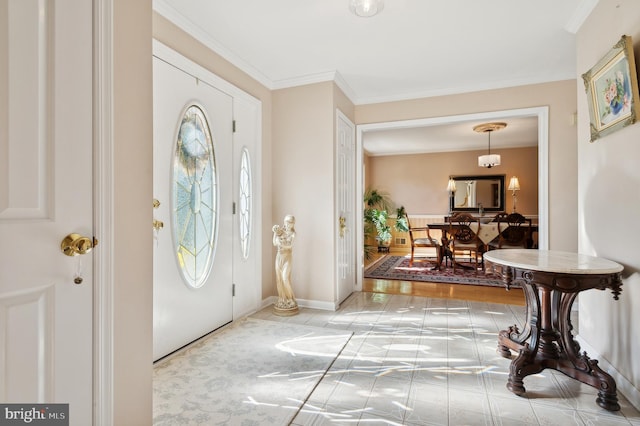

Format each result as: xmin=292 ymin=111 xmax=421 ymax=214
xmin=577 ymin=0 xmax=640 ymax=408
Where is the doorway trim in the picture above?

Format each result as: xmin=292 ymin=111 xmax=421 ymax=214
xmin=355 ymin=106 xmax=549 ymax=290
xmin=335 ymin=109 xmax=357 ymax=305
xmin=94 ymin=0 xmax=114 ymax=423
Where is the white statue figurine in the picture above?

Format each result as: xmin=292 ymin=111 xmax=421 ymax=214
xmin=272 ymin=215 xmax=298 ymax=315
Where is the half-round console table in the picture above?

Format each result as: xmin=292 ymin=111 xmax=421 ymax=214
xmin=484 ymin=249 xmax=623 ymax=411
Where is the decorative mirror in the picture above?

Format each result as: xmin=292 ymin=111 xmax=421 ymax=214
xmin=450 ymin=174 xmax=505 ymax=213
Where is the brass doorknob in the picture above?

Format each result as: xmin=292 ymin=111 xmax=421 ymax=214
xmin=61 ymin=233 xmax=98 ymax=257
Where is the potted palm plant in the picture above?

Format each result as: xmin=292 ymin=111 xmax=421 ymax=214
xmin=363 ymin=189 xmax=409 ymax=256
xmin=371 ymin=208 xmax=392 ymax=247
xmin=364 ymin=188 xmax=393 ymax=257
xmin=394 ymin=205 xmax=409 ymax=233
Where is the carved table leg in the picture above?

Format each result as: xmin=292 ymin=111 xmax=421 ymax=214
xmin=500 ymin=283 xmax=620 ymax=411
xmin=498 ymin=280 xmax=536 ymax=358
xmin=498 ymin=282 xmax=542 ymax=396
xmin=554 ymin=291 xmax=620 ymax=411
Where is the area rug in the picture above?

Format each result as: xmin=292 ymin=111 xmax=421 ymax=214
xmin=153 ymin=318 xmax=352 ymax=425
xmin=365 ymin=255 xmax=517 ymax=288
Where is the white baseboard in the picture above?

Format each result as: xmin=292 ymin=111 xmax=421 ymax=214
xmin=297 ymin=298 xmax=338 ymax=311
xmin=260 ymin=296 xmax=277 ymax=309
xmin=260 ymin=296 xmax=338 ymax=311
xmin=576 ymin=335 xmax=640 ymax=410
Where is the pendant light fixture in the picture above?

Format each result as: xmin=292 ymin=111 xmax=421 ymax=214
xmin=474 ymin=122 xmax=506 ymax=168
xmin=349 ymin=0 xmax=384 ymax=17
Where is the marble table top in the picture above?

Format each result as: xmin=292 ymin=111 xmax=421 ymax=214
xmin=484 ymin=249 xmax=623 ymax=275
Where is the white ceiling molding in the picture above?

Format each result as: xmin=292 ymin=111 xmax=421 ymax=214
xmin=271 ymin=70 xmax=337 ymax=90
xmin=564 ymin=0 xmax=599 ymax=34
xmin=153 ymin=0 xmax=274 ymax=90
xmin=356 ymin=73 xmax=576 ymax=106
xmin=154 ymin=0 xmax=582 ymax=106
xmin=333 ymin=71 xmax=358 ymax=103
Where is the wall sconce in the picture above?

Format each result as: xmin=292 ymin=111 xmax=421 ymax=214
xmin=447 ymin=178 xmax=456 ymax=215
xmin=508 ymin=176 xmax=520 ymax=213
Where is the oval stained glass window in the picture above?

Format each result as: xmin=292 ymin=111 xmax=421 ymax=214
xmin=238 ymin=148 xmax=252 ymax=259
xmin=172 ymin=105 xmax=217 ymax=288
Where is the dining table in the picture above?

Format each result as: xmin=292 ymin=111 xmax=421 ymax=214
xmin=484 ymin=249 xmax=624 ymax=411
xmin=426 ymin=222 xmax=497 ymax=268
xmin=428 ymin=220 xmax=539 ymax=250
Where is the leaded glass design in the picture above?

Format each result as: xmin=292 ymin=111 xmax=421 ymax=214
xmin=172 ymin=105 xmax=217 ymax=288
xmin=239 ymin=148 xmax=252 ymax=259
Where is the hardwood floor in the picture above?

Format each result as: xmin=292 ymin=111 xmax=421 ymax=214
xmin=363 ymin=250 xmax=526 ymax=306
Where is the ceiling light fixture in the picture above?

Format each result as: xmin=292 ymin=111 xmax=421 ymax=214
xmin=349 ymin=0 xmax=384 ymax=17
xmin=474 ymin=122 xmax=506 ymax=168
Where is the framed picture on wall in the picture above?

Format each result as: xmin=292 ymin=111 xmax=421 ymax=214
xmin=582 ymin=35 xmax=640 ymax=142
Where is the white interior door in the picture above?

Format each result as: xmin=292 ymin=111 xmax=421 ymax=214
xmin=153 ymin=57 xmax=234 ymax=360
xmin=0 ymin=0 xmax=93 ymax=423
xmin=336 ymin=110 xmax=356 ymax=304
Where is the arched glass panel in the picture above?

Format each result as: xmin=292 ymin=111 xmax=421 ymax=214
xmin=239 ymin=148 xmax=252 ymax=259
xmin=172 ymin=105 xmax=217 ymax=288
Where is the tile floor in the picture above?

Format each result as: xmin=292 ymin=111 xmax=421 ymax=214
xmin=250 ymin=291 xmax=640 ymax=426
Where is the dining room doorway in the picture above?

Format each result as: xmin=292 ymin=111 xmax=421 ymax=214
xmin=355 ymin=106 xmax=549 ymax=291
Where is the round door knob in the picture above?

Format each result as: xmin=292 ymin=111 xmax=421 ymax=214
xmin=61 ymin=233 xmax=98 ymax=257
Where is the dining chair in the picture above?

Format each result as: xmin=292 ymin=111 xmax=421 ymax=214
xmin=448 ymin=213 xmax=484 ymax=272
xmin=492 ymin=212 xmax=532 ymax=249
xmin=407 ymin=216 xmax=442 ymax=268
xmin=491 ymin=212 xmax=509 ymax=223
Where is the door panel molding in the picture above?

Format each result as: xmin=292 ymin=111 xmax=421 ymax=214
xmin=0 ymin=0 xmax=53 ymax=220
xmin=336 ymin=109 xmax=356 ymax=304
xmin=0 ymin=285 xmax=54 ymax=401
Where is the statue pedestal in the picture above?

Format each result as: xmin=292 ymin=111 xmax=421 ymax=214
xmin=273 ymin=301 xmax=298 ymax=316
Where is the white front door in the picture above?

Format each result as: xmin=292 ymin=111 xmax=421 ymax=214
xmin=153 ymin=57 xmax=234 ymax=360
xmin=0 ymin=0 xmax=93 ymax=424
xmin=336 ymin=110 xmax=356 ymax=304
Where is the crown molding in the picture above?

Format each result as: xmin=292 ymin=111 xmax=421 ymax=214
xmin=154 ymin=0 xmax=363 ymax=103
xmin=271 ymin=70 xmax=337 ymax=90
xmin=153 ymin=0 xmax=578 ymax=106
xmin=355 ymin=73 xmax=576 ymax=105
xmin=271 ymin=69 xmax=358 ymax=100
xmin=564 ymin=0 xmax=599 ymax=34
xmin=153 ymin=0 xmax=274 ymax=90
xmin=333 ymin=71 xmax=358 ymax=103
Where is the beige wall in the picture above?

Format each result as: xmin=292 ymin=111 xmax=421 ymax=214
xmin=272 ymin=82 xmax=336 ymax=303
xmin=356 ymin=79 xmax=578 ymax=251
xmin=334 ymin=83 xmax=356 ymax=123
xmin=577 ymin=0 xmax=640 ymax=405
xmin=114 ymin=1 xmax=153 ymax=424
xmin=367 ymin=146 xmax=538 ymax=216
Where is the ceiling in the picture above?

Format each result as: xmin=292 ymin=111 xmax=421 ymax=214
xmin=363 ymin=116 xmax=539 ymax=156
xmin=154 ymin=0 xmax=596 ymax=155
